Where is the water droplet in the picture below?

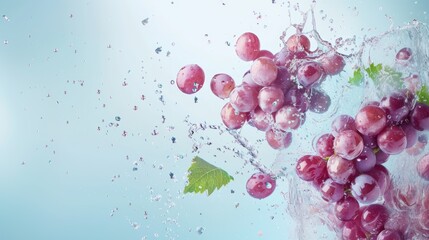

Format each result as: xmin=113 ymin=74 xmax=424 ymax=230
xmin=170 ymin=80 xmax=175 ymax=85
xmin=3 ymin=40 xmax=8 ymax=45
xmin=115 ymin=116 xmax=121 ymax=121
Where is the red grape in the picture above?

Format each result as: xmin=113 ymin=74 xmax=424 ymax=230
xmin=309 ymin=88 xmax=331 ymax=114
xmin=315 ymin=133 xmax=335 ymax=158
xmin=242 ymin=70 xmax=261 ymax=88
xmin=375 ymin=150 xmax=390 ymax=164
xmin=283 ymin=86 xmax=310 ymax=112
xmin=275 ymin=105 xmax=302 ymax=130
xmin=331 ymin=115 xmax=356 ymax=137
xmin=410 ymin=102 xmax=429 ymax=131
xmin=401 ymin=123 xmax=418 ymax=148
xmin=248 ymin=107 xmax=273 ymax=131
xmin=319 ymin=52 xmax=345 ymax=75
xmin=320 ymin=178 xmax=345 ymax=203
xmin=327 ymin=154 xmax=356 ymax=184
xmin=362 ymin=134 xmax=378 ymax=149
xmin=257 ymin=49 xmax=274 ymax=59
xmin=376 ymin=126 xmax=407 ymax=155
xmin=273 ymin=47 xmax=293 ymax=67
xmin=295 ymin=155 xmax=327 ymax=181
xmin=220 ymin=102 xmax=248 ymax=129
xmin=355 ymin=147 xmax=377 ymax=173
xmin=176 ymin=64 xmax=205 ymax=94
xmin=335 ymin=196 xmax=360 ymax=221
xmin=351 ymin=174 xmax=381 ymax=204
xmin=355 ymin=105 xmax=387 ymax=137
xmin=270 ymin=66 xmax=294 ymax=93
xmin=246 ymin=172 xmax=276 ymax=199
xmin=395 ymin=47 xmax=412 ymax=62
xmin=257 ymin=86 xmax=285 ymax=114
xmin=265 ymin=129 xmax=292 ymax=150
xmin=210 ymin=73 xmax=235 ymax=99
xmin=296 ymin=61 xmax=325 ymax=88
xmin=380 ymin=91 xmax=412 ymax=124
xmin=367 ymin=164 xmax=390 ymax=195
xmin=342 ymin=219 xmax=367 ymax=240
xmin=333 ymin=130 xmax=364 ymax=160
xmin=417 ymin=154 xmax=429 ymax=181
xmin=286 ymin=34 xmax=311 ymax=52
xmin=360 ymin=204 xmax=389 ymax=234
xmin=235 ymin=32 xmax=260 ymax=61
xmin=376 ymin=230 xmax=402 ymax=240
xmin=250 ymin=57 xmax=278 ymax=86
xmin=229 ymin=84 xmax=259 ymax=112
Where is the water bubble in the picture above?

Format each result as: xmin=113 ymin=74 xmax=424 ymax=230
xmin=115 ymin=116 xmax=121 ymax=121
xmin=3 ymin=40 xmax=8 ymax=45
xmin=170 ymin=80 xmax=175 ymax=85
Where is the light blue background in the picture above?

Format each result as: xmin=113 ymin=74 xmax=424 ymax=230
xmin=0 ymin=1 xmax=428 ymax=239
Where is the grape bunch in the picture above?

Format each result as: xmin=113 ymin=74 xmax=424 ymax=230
xmin=295 ymin=47 xmax=429 ymax=239
xmin=177 ymin=32 xmax=346 ymax=199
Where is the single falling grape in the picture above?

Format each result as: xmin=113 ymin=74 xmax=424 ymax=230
xmin=176 ymin=64 xmax=205 ymax=94
xmin=246 ymin=172 xmax=276 ymax=199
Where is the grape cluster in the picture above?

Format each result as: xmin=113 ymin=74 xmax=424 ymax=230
xmin=177 ymin=31 xmax=346 ymax=199
xmin=295 ymin=48 xmax=429 ymax=239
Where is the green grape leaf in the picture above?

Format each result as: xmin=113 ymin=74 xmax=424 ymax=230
xmin=184 ymin=156 xmax=234 ymax=196
xmin=417 ymin=84 xmax=429 ymax=105
xmin=348 ymin=69 xmax=364 ymax=86
xmin=365 ymin=63 xmax=383 ymax=84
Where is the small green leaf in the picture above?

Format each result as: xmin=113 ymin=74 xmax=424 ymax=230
xmin=417 ymin=84 xmax=429 ymax=105
xmin=348 ymin=69 xmax=364 ymax=86
xmin=365 ymin=63 xmax=383 ymax=83
xmin=184 ymin=156 xmax=234 ymax=196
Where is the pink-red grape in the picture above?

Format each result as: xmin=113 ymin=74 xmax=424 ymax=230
xmin=286 ymin=34 xmax=311 ymax=52
xmin=309 ymin=88 xmax=331 ymax=114
xmin=320 ymin=178 xmax=345 ymax=203
xmin=355 ymin=147 xmax=376 ymax=173
xmin=319 ymin=52 xmax=345 ymax=75
xmin=258 ymin=86 xmax=285 ymax=113
xmin=229 ymin=84 xmax=259 ymax=112
xmin=235 ymin=32 xmax=260 ymax=61
xmin=342 ymin=219 xmax=367 ymax=240
xmin=410 ymin=102 xmax=429 ymax=131
xmin=331 ymin=115 xmax=356 ymax=137
xmin=220 ymin=102 xmax=248 ymax=129
xmin=376 ymin=126 xmax=407 ymax=155
xmin=327 ymin=154 xmax=356 ymax=184
xmin=210 ymin=73 xmax=235 ymax=99
xmin=355 ymin=105 xmax=387 ymax=136
xmin=295 ymin=155 xmax=327 ymax=181
xmin=333 ymin=130 xmax=364 ymax=160
xmin=395 ymin=47 xmax=412 ymax=62
xmin=250 ymin=57 xmax=278 ymax=86
xmin=275 ymin=105 xmax=302 ymax=130
xmin=296 ymin=61 xmax=325 ymax=88
xmin=257 ymin=49 xmax=274 ymax=59
xmin=380 ymin=91 xmax=412 ymax=124
xmin=335 ymin=196 xmax=360 ymax=221
xmin=284 ymin=86 xmax=310 ymax=112
xmin=265 ymin=129 xmax=292 ymax=150
xmin=360 ymin=204 xmax=389 ymax=234
xmin=176 ymin=64 xmax=205 ymax=94
xmin=376 ymin=230 xmax=402 ymax=240
xmin=315 ymin=133 xmax=335 ymax=158
xmin=351 ymin=174 xmax=381 ymax=204
xmin=248 ymin=107 xmax=273 ymax=131
xmin=246 ymin=172 xmax=276 ymax=199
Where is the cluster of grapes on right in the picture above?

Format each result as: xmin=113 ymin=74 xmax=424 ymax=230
xmin=295 ymin=47 xmax=429 ymax=239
